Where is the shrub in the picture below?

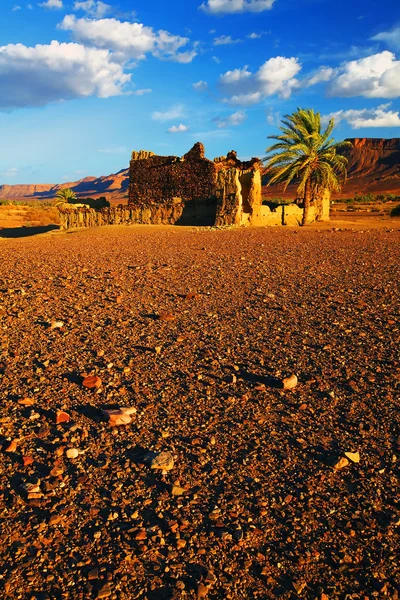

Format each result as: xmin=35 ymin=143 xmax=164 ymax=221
xmin=390 ymin=204 xmax=400 ymax=217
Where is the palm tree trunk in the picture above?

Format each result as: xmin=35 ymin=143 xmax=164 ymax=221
xmin=302 ymin=178 xmax=312 ymax=226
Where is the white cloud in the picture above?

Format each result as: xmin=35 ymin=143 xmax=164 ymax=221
xmin=214 ymin=109 xmax=247 ymax=128
xmin=73 ymin=1 xmax=111 ymax=18
xmin=328 ymin=51 xmax=400 ymax=98
xmin=213 ymin=35 xmax=242 ymax=46
xmin=39 ymin=0 xmax=63 ymax=8
xmin=219 ymin=56 xmax=301 ymax=104
xmin=248 ymin=32 xmax=262 ymax=39
xmin=212 ymin=56 xmax=221 ymax=64
xmin=219 ymin=66 xmax=252 ymax=85
xmin=132 ymin=88 xmax=152 ymax=95
xmin=12 ymin=5 xmax=22 ymax=11
xmin=59 ymin=15 xmax=197 ymax=63
xmin=1 ymin=167 xmax=19 ymax=177
xmin=152 ymin=105 xmax=185 ymax=122
xmin=167 ymin=123 xmax=189 ymax=133
xmin=0 ymin=40 xmax=130 ymax=109
xmin=371 ymin=27 xmax=400 ymax=51
xmin=323 ymin=104 xmax=400 ymax=128
xmin=225 ymin=92 xmax=261 ymax=105
xmin=201 ymin=0 xmax=275 ymax=14
xmin=193 ymin=80 xmax=208 ymax=91
xmin=305 ymin=66 xmax=334 ymax=86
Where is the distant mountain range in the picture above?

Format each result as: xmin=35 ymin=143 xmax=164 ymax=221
xmin=1 ymin=138 xmax=400 ymax=201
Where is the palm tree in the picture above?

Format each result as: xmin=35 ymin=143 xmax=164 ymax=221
xmin=264 ymin=108 xmax=351 ymax=225
xmin=55 ymin=188 xmax=77 ymax=205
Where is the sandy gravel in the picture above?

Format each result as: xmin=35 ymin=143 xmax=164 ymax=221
xmin=0 ymin=224 xmax=399 ymax=600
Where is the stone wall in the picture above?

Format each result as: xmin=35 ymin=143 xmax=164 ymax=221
xmin=129 ymin=143 xmax=217 ymax=207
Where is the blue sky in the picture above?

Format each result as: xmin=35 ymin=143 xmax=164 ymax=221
xmin=0 ymin=0 xmax=399 ymax=184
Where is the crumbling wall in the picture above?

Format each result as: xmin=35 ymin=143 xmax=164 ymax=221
xmin=129 ymin=142 xmax=217 ymax=207
xmin=214 ymin=167 xmax=243 ymax=226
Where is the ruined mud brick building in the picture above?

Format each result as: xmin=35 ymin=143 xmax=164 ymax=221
xmin=58 ymin=143 xmax=330 ymax=230
xmin=127 ymin=142 xmax=330 ymax=226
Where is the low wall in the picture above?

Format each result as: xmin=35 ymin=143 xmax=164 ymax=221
xmin=58 ymin=200 xmax=218 ymax=230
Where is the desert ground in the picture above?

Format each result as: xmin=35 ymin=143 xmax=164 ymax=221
xmin=0 ymin=219 xmax=399 ymax=599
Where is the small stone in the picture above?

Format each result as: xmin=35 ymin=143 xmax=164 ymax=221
xmin=82 ymin=375 xmax=102 ymax=389
xmin=158 ymin=311 xmax=175 ymax=321
xmin=116 ymin=296 xmax=123 ymax=304
xmin=177 ymin=539 xmax=186 ymax=549
xmin=50 ymin=320 xmax=64 ymax=329
xmin=88 ymin=568 xmax=99 ymax=581
xmin=334 ymin=457 xmax=349 ymax=470
xmin=172 ymin=484 xmax=186 ymax=496
xmin=103 ymin=407 xmax=136 ymax=426
xmin=282 ymin=374 xmax=298 ymax=390
xmin=185 ymin=292 xmax=199 ymax=300
xmin=292 ymin=580 xmax=306 ymax=594
xmin=4 ymin=440 xmax=17 ymax=453
xmin=56 ymin=411 xmax=70 ymax=424
xmin=50 ymin=465 xmax=64 ymax=477
xmin=49 ymin=514 xmax=62 ymax=526
xmin=23 ymin=455 xmax=34 ymax=466
xmin=66 ymin=448 xmax=79 ymax=459
xmin=345 ymin=451 xmax=360 ymax=463
xmin=135 ymin=529 xmax=147 ymax=541
xmin=18 ymin=397 xmax=35 ymax=406
xmin=97 ymin=583 xmax=112 ymax=598
xmin=226 ymin=374 xmax=237 ymax=384
xmin=197 ymin=584 xmax=209 ymax=599
xmin=151 ymin=451 xmax=174 ymax=472
xmin=155 ymin=346 xmax=162 ymax=354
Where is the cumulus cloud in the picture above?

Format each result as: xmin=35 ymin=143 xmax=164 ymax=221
xmin=213 ymin=35 xmax=242 ymax=45
xmin=219 ymin=56 xmax=301 ymax=104
xmin=200 ymin=0 xmax=275 ymax=14
xmin=305 ymin=66 xmax=334 ymax=86
xmin=248 ymin=32 xmax=262 ymax=39
xmin=323 ymin=103 xmax=400 ymax=128
xmin=59 ymin=15 xmax=197 ymax=63
xmin=73 ymin=0 xmax=111 ymax=18
xmin=167 ymin=123 xmax=189 ymax=133
xmin=327 ymin=51 xmax=400 ymax=98
xmin=39 ymin=0 xmax=63 ymax=8
xmin=371 ymin=26 xmax=400 ymax=51
xmin=152 ymin=105 xmax=185 ymax=122
xmin=213 ymin=109 xmax=247 ymax=128
xmin=0 ymin=40 xmax=130 ymax=109
xmin=193 ymin=80 xmax=208 ymax=91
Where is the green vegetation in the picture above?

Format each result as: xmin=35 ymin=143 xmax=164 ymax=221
xmin=340 ymin=193 xmax=400 ymax=204
xmin=264 ymin=108 xmax=350 ymax=225
xmin=69 ymin=196 xmax=110 ymax=209
xmin=55 ymin=188 xmax=77 ymax=204
xmin=390 ymin=204 xmax=400 ymax=217
xmin=262 ymin=196 xmax=294 ymax=208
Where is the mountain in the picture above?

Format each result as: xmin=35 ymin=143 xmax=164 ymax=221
xmin=262 ymin=137 xmax=400 ymax=199
xmin=1 ymin=139 xmax=400 ymax=202
xmin=0 ymin=169 xmax=129 ymax=201
xmin=340 ymin=138 xmax=400 ymax=196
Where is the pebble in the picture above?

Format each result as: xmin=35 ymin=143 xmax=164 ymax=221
xmin=282 ymin=374 xmax=298 ymax=390
xmin=66 ymin=448 xmax=79 ymax=459
xmin=151 ymin=451 xmax=174 ymax=472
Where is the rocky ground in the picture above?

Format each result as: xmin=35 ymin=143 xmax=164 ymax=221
xmin=0 ymin=224 xmax=399 ymax=600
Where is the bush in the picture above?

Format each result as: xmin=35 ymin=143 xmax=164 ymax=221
xmin=69 ymin=196 xmax=110 ymax=209
xmin=390 ymin=204 xmax=400 ymax=217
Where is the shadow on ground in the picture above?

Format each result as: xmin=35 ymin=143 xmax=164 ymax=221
xmin=0 ymin=225 xmax=60 ymax=239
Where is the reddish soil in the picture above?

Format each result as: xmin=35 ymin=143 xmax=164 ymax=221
xmin=0 ymin=224 xmax=399 ymax=599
